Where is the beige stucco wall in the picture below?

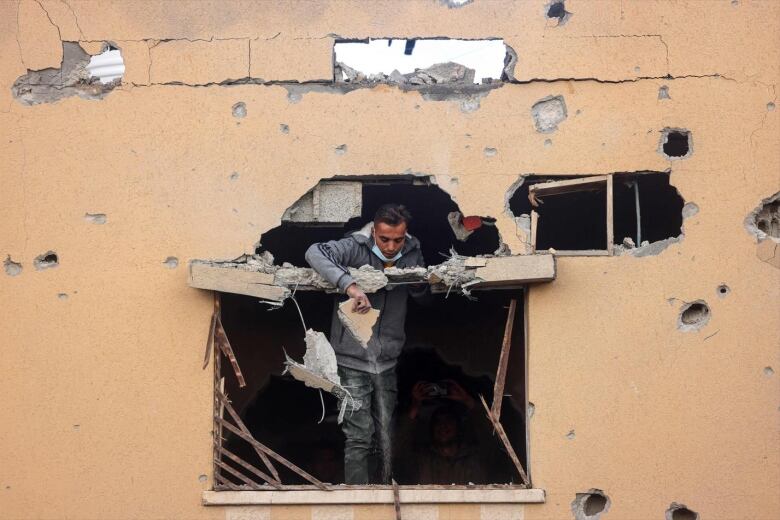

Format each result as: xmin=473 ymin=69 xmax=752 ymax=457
xmin=1 ymin=1 xmax=778 ymax=519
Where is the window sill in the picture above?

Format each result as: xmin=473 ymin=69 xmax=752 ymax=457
xmin=203 ymin=487 xmax=545 ymax=505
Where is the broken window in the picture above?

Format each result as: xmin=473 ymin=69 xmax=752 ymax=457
xmin=334 ymin=39 xmax=513 ymax=86
xmin=508 ymin=172 xmax=685 ymax=256
xmin=191 ymin=176 xmax=556 ymax=490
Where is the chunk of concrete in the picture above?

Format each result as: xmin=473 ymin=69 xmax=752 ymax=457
xmin=303 ymin=330 xmax=340 ymax=385
xmin=282 ymin=181 xmax=362 ymax=224
xmin=338 ymin=299 xmax=379 ymax=349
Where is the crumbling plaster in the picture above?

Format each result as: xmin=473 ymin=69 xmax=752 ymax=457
xmin=0 ymin=1 xmax=778 ymax=520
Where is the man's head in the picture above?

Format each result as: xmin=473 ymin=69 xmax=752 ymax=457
xmin=430 ymin=405 xmax=461 ymax=446
xmin=372 ymin=204 xmax=412 ymax=260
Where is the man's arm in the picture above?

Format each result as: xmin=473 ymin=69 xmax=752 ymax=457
xmin=304 ymin=238 xmax=371 ymax=313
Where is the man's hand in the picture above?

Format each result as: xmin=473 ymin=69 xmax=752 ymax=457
xmin=408 ymin=381 xmax=431 ymax=419
xmin=346 ymin=284 xmax=371 ymax=314
xmin=442 ymin=379 xmax=475 ymax=410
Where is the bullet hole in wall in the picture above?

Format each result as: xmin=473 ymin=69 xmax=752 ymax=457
xmin=84 ymin=213 xmax=107 ymax=224
xmin=764 ymin=366 xmax=774 ymax=376
xmin=717 ymin=284 xmax=730 ymax=297
xmin=335 ymin=144 xmax=348 ymax=155
xmin=658 ymin=85 xmax=671 ymax=100
xmin=34 ymin=252 xmax=59 ymax=271
xmin=232 ymin=102 xmax=247 ymax=118
xmin=660 ymin=129 xmax=692 ymax=158
xmin=678 ymin=301 xmax=711 ymax=332
xmin=280 ymin=123 xmax=290 ymax=134
xmin=163 ymin=257 xmax=179 ymax=269
xmin=666 ymin=503 xmax=699 ymax=520
xmin=4 ymin=256 xmax=22 ymax=276
xmin=547 ymin=1 xmax=571 ymax=25
xmin=571 ymin=489 xmax=610 ymax=520
xmin=484 ymin=147 xmax=497 ymax=157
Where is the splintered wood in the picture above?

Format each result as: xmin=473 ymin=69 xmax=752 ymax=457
xmin=338 ymin=298 xmax=379 ymax=348
xmin=214 ymin=390 xmax=327 ymax=490
xmin=492 ymin=299 xmax=516 ymax=421
xmin=207 ymin=295 xmax=245 ymax=387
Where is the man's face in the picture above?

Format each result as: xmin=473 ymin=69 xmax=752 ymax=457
xmin=432 ymin=414 xmax=458 ymax=445
xmin=373 ymin=221 xmax=407 ymax=259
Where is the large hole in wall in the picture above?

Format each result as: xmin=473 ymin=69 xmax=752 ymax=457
xmin=258 ymin=176 xmax=501 ymax=265
xmin=220 ymin=285 xmax=526 ymax=485
xmin=508 ymin=172 xmax=684 ymax=254
xmin=334 ymin=39 xmax=513 ymax=86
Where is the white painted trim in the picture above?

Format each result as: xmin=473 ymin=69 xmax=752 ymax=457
xmin=203 ymin=488 xmax=545 ymax=506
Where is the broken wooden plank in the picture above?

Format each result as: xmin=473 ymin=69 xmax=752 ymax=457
xmin=217 ymin=417 xmax=328 ymax=490
xmin=217 ymin=391 xmax=323 ymax=489
xmin=215 ymin=313 xmax=245 ymax=388
xmin=491 ymin=299 xmax=516 ymax=421
xmin=215 ymin=459 xmax=265 ymax=489
xmin=189 ymin=262 xmax=289 ymax=301
xmin=392 ymin=479 xmax=401 ymax=520
xmin=472 ymin=255 xmax=555 ymax=287
xmin=528 ymin=175 xmax=608 ymax=197
xmin=479 ymin=395 xmax=530 ymax=487
xmin=219 ymin=447 xmax=282 ymax=490
xmin=217 ymin=390 xmax=281 ymax=485
xmin=530 ymin=211 xmax=539 ymax=253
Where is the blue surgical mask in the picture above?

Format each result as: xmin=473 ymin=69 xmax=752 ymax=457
xmin=372 ymin=243 xmax=403 ymax=264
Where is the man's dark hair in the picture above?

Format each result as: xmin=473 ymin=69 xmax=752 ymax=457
xmin=374 ymin=203 xmax=412 ymax=227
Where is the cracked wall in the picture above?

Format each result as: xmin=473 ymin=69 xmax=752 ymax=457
xmin=0 ymin=1 xmax=778 ymax=520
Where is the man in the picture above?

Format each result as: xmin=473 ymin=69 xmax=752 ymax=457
xmin=305 ymin=203 xmax=426 ymax=484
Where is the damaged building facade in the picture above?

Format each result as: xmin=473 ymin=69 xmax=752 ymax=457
xmin=1 ymin=1 xmax=779 ymax=519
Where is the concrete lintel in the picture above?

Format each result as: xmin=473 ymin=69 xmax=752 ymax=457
xmin=202 ymin=488 xmax=545 ymax=505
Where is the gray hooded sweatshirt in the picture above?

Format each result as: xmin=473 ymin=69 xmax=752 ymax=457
xmin=304 ymin=223 xmax=426 ymax=374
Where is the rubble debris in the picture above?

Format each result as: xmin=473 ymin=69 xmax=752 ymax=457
xmin=614 ymin=236 xmax=682 ymax=257
xmin=571 ymin=489 xmax=610 ymax=520
xmin=665 ymin=503 xmax=699 ymax=520
xmin=284 ymin=330 xmax=361 ymax=422
xmin=745 ymin=191 xmax=780 ymax=240
xmin=338 ymin=299 xmax=380 ymax=349
xmin=677 ymin=300 xmax=711 ymax=332
xmin=303 ymin=329 xmax=340 ymax=385
xmin=4 ymin=256 xmax=22 ymax=276
xmin=282 ymin=181 xmax=362 ymax=224
xmin=13 ymin=42 xmax=120 ymax=106
xmin=189 ymin=251 xmax=555 ymax=298
xmin=33 ymin=251 xmax=59 ymax=271
xmin=448 ymin=211 xmax=476 ymax=241
xmin=337 ymin=61 xmax=477 ymax=86
xmin=532 ymin=95 xmax=568 ymax=133
xmin=659 ymin=128 xmax=692 ymax=159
